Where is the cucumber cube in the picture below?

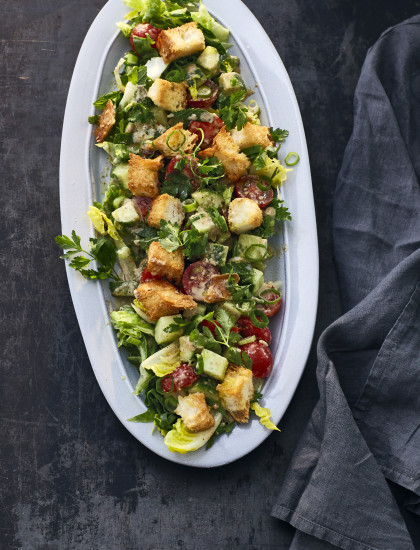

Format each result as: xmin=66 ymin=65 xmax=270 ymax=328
xmin=112 ymin=200 xmax=140 ymax=225
xmin=179 ymin=336 xmax=196 ymax=363
xmin=237 ymin=234 xmax=268 ymax=261
xmin=154 ymin=315 xmax=183 ymax=345
xmin=206 ymin=243 xmax=229 ymax=266
xmin=200 ymin=349 xmax=228 ymax=381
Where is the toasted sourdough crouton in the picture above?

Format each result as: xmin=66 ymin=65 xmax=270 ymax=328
xmin=156 ymin=22 xmax=206 ymax=64
xmin=147 ymin=78 xmax=188 ymax=112
xmin=147 ymin=241 xmax=184 ymax=284
xmin=204 ymin=273 xmax=240 ymax=303
xmin=199 ymin=127 xmax=250 ymax=182
xmin=230 ymin=122 xmax=273 ymax=150
xmin=228 ymin=197 xmax=263 ymax=234
xmin=95 ymin=100 xmax=116 ymax=143
xmin=148 ymin=193 xmax=185 ymax=229
xmin=217 ymin=365 xmax=254 ymax=423
xmin=128 ymin=154 xmax=163 ymax=198
xmin=175 ymin=393 xmax=215 ymax=432
xmin=135 ymin=280 xmax=196 ymax=322
xmin=153 ymin=123 xmax=198 ymax=157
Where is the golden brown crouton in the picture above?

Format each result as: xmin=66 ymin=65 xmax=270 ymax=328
xmin=204 ymin=273 xmax=240 ymax=303
xmin=147 ymin=193 xmax=185 ymax=228
xmin=147 ymin=241 xmax=184 ymax=284
xmin=128 ymin=154 xmax=164 ymax=198
xmin=147 ymin=78 xmax=188 ymax=112
xmin=217 ymin=365 xmax=254 ymax=423
xmin=95 ymin=100 xmax=116 ymax=143
xmin=135 ymin=280 xmax=197 ymax=322
xmin=175 ymin=393 xmax=215 ymax=432
xmin=230 ymin=122 xmax=273 ymax=150
xmin=199 ymin=127 xmax=250 ymax=182
xmin=156 ymin=22 xmax=205 ymax=64
xmin=228 ymin=197 xmax=263 ymax=234
xmin=153 ymin=123 xmax=198 ymax=157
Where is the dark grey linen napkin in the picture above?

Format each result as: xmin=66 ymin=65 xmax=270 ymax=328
xmin=272 ymin=16 xmax=420 ymax=550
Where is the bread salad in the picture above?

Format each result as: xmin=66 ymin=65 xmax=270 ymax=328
xmin=56 ymin=0 xmax=299 ymax=454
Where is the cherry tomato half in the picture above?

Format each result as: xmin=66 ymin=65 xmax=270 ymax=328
xmin=188 ymin=115 xmax=224 ymax=149
xmin=241 ymin=341 xmax=273 ymax=378
xmin=236 ymin=317 xmax=271 ymax=345
xmin=161 ymin=364 xmax=198 ymax=393
xmin=132 ymin=196 xmax=153 ymax=220
xmin=139 ymin=267 xmax=161 ymax=284
xmin=187 ymin=80 xmax=219 ymax=109
xmin=255 ymin=289 xmax=282 ymax=317
xmin=130 ymin=23 xmax=161 ymax=53
xmin=234 ymin=175 xmax=274 ymax=209
xmin=182 ymin=261 xmax=219 ymax=301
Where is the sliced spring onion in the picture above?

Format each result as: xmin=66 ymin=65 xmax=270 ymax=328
xmin=257 ymin=176 xmax=272 ymax=192
xmin=284 ymin=152 xmax=300 ymax=166
xmin=197 ymin=85 xmax=212 ymax=98
xmin=250 ymin=309 xmax=269 ymax=328
xmin=238 ymin=335 xmax=257 ymax=346
xmin=259 ymin=287 xmax=281 ymax=304
xmin=166 ymin=129 xmax=186 ymax=152
xmin=244 ymin=244 xmax=269 ymax=262
xmin=182 ymin=199 xmax=198 ymax=213
xmin=247 ymin=99 xmax=260 ymax=115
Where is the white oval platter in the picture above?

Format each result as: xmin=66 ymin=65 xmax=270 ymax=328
xmin=60 ymin=0 xmax=318 ymax=467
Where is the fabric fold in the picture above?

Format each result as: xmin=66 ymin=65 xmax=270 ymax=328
xmin=272 ymin=15 xmax=420 ymax=550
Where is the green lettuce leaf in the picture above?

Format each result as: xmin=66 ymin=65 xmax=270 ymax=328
xmin=141 ymin=341 xmax=180 ymax=377
xmin=191 ymin=1 xmax=230 ymax=42
xmin=111 ymin=307 xmax=155 ymax=338
xmin=164 ymin=412 xmax=222 ymax=454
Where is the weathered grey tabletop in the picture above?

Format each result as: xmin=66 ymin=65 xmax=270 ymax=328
xmin=1 ymin=1 xmax=420 ymax=548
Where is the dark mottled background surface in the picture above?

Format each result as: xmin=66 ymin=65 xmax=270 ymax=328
xmin=1 ymin=1 xmax=420 ymax=548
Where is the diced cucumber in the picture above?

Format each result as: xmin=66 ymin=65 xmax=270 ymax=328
xmin=197 ymin=46 xmax=220 ymax=74
xmin=251 ymin=268 xmax=264 ymax=294
xmin=192 ymin=190 xmax=224 ymax=210
xmin=219 ymin=72 xmax=246 ymax=96
xmin=112 ymin=163 xmax=129 ymax=189
xmin=200 ymin=349 xmax=228 ymax=381
xmin=190 ymin=209 xmax=217 ymax=234
xmin=216 ymin=301 xmax=242 ymax=321
xmin=237 ymin=234 xmax=268 ymax=262
xmin=154 ymin=315 xmax=183 ymax=345
xmin=112 ymin=200 xmax=140 ymax=225
xmin=182 ymin=304 xmax=207 ymax=320
xmin=179 ymin=335 xmax=196 ymax=363
xmin=206 ymin=243 xmax=229 ymax=267
xmin=189 ymin=378 xmax=220 ymax=403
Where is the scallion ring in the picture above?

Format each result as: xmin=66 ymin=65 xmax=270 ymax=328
xmin=182 ymin=199 xmax=198 ymax=213
xmin=156 ymin=378 xmax=173 ymax=395
xmin=244 ymin=244 xmax=269 ymax=262
xmin=284 ymin=152 xmax=300 ymax=166
xmin=166 ymin=129 xmax=186 ymax=152
xmin=259 ymin=287 xmax=281 ymax=305
xmin=197 ymin=85 xmax=212 ymax=98
xmin=247 ymin=99 xmax=260 ymax=115
xmin=250 ymin=309 xmax=269 ymax=328
xmin=257 ymin=176 xmax=272 ymax=192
